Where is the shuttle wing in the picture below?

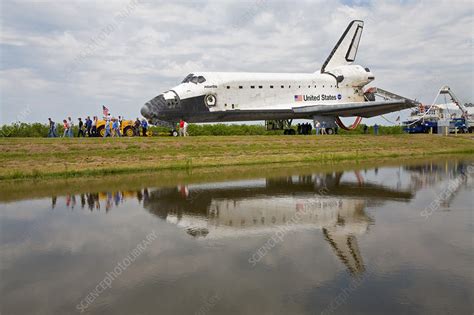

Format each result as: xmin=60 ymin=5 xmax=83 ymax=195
xmin=292 ymin=100 xmax=416 ymax=118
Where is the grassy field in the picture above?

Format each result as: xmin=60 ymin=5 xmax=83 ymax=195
xmin=0 ymin=134 xmax=473 ymax=181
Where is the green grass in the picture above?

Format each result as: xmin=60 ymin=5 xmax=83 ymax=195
xmin=0 ymin=134 xmax=473 ymax=181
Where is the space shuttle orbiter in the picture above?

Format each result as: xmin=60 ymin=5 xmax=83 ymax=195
xmin=141 ymin=20 xmax=419 ymax=133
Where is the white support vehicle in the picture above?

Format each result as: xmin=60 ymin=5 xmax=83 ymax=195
xmin=404 ymin=86 xmax=472 ymax=134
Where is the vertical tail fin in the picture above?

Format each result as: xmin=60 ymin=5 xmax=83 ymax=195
xmin=321 ymin=20 xmax=364 ymax=73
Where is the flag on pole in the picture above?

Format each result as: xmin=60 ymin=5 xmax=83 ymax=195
xmin=102 ymin=105 xmax=109 ymax=116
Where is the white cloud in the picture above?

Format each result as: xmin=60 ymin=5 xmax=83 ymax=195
xmin=1 ymin=68 xmax=51 ymax=90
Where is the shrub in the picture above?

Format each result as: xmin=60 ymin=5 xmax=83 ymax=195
xmin=187 ymin=124 xmax=282 ymax=136
xmin=0 ymin=122 xmax=50 ymax=137
xmin=0 ymin=122 xmax=402 ymax=137
xmin=337 ymin=124 xmax=403 ymax=135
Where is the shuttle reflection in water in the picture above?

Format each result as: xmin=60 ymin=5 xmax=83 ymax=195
xmin=52 ymin=161 xmax=474 ymax=279
xmin=54 ymin=171 xmax=417 ymax=276
xmin=140 ymin=171 xmax=413 ymax=275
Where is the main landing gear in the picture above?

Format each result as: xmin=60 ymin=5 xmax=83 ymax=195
xmin=265 ymin=119 xmax=338 ymax=135
xmin=266 ymin=119 xmax=296 ymax=135
xmin=325 ymin=128 xmax=335 ymax=135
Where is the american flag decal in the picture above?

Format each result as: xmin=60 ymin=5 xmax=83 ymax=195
xmin=294 ymin=95 xmax=303 ymax=102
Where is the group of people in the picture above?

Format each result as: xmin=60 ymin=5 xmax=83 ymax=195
xmin=101 ymin=115 xmax=149 ymax=137
xmin=101 ymin=116 xmax=122 ymax=138
xmin=47 ymin=115 xmax=150 ymax=138
xmin=48 ymin=116 xmax=100 ymax=138
xmin=314 ymin=121 xmax=335 ymax=135
xmin=297 ymin=121 xmax=337 ymax=135
xmin=363 ymin=124 xmax=380 ymax=135
xmin=297 ymin=122 xmax=313 ymax=135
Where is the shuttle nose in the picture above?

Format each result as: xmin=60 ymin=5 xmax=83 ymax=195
xmin=141 ymin=94 xmax=168 ymax=120
xmin=140 ymin=102 xmax=152 ymax=118
xmin=141 ymin=92 xmax=181 ymax=122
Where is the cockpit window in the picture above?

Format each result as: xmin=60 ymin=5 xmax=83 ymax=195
xmin=181 ymin=73 xmax=194 ymax=83
xmin=182 ymin=73 xmax=206 ymax=84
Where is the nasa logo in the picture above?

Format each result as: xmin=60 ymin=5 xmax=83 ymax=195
xmin=337 ymin=94 xmax=342 ymax=100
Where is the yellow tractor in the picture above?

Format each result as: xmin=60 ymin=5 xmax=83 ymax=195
xmin=96 ymin=120 xmax=152 ymax=137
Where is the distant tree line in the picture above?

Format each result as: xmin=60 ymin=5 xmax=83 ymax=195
xmin=0 ymin=122 xmax=404 ymax=137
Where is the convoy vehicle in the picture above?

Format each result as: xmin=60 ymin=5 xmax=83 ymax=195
xmin=95 ymin=120 xmax=153 ymax=137
xmin=96 ymin=119 xmax=135 ymax=137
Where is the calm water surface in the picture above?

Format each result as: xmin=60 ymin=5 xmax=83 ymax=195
xmin=1 ymin=160 xmax=473 ymax=315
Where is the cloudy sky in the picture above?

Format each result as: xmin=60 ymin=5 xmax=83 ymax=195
xmin=0 ymin=0 xmax=472 ymax=125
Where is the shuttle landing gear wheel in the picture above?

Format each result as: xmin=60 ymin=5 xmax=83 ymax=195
xmin=326 ymin=128 xmax=334 ymax=135
xmin=283 ymin=129 xmax=296 ymax=135
xmin=171 ymin=130 xmax=179 ymax=137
